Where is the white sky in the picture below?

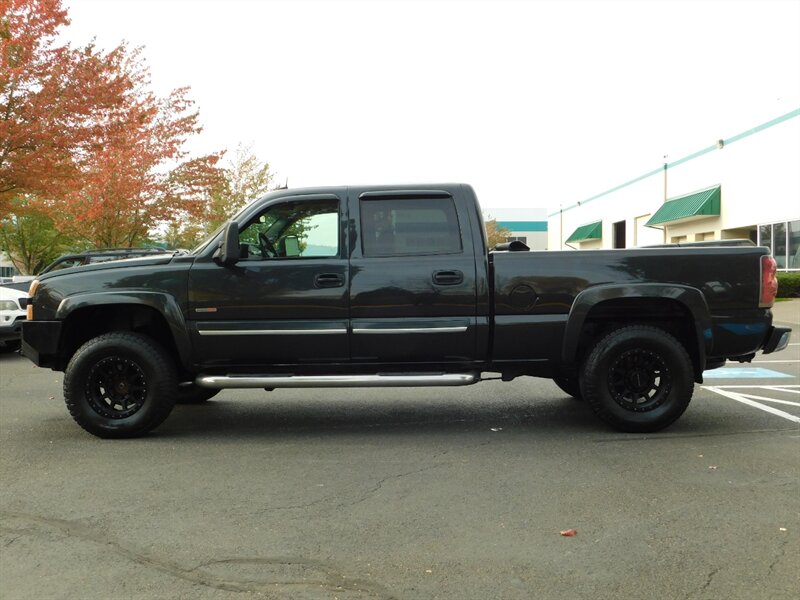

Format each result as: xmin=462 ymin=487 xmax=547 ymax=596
xmin=62 ymin=0 xmax=800 ymax=215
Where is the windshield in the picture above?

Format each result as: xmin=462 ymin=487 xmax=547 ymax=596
xmin=191 ymin=221 xmax=229 ymax=255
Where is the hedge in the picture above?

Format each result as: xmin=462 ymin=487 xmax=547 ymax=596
xmin=777 ymin=272 xmax=800 ymax=298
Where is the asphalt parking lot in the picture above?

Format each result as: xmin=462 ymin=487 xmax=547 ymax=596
xmin=1 ymin=302 xmax=798 ymax=600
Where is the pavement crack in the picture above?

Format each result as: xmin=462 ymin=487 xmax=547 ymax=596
xmin=700 ymin=566 xmax=720 ymax=593
xmin=340 ymin=464 xmax=443 ymax=508
xmin=685 ymin=566 xmax=721 ymax=599
xmin=0 ymin=510 xmax=397 ymax=598
xmin=766 ymin=536 xmax=789 ymax=578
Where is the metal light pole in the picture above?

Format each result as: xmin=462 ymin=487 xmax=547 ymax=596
xmin=662 ymin=155 xmax=668 ymax=243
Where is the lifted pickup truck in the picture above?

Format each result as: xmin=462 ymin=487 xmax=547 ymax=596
xmin=21 ymin=184 xmax=791 ymax=438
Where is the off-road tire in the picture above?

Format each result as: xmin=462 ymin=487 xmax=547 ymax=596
xmin=580 ymin=325 xmax=694 ymax=433
xmin=64 ymin=332 xmax=177 ymax=438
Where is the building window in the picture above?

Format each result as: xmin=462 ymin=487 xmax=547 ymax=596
xmin=506 ymin=236 xmax=527 ymax=244
xmin=759 ymin=219 xmax=800 ymax=271
xmin=790 ymin=220 xmax=800 ymax=270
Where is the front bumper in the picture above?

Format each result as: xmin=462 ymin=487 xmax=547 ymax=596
xmin=762 ymin=326 xmax=792 ymax=354
xmin=0 ymin=316 xmax=25 ymax=343
xmin=21 ymin=320 xmax=62 ymax=367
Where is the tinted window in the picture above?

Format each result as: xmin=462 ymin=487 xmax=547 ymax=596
xmin=239 ymin=199 xmax=339 ymax=259
xmin=360 ymin=198 xmax=462 ymax=256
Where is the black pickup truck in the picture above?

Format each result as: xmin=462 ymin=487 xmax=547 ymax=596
xmin=21 ymin=184 xmax=791 ymax=438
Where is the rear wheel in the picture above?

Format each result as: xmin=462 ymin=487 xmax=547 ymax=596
xmin=64 ymin=332 xmax=177 ymax=438
xmin=580 ymin=325 xmax=694 ymax=432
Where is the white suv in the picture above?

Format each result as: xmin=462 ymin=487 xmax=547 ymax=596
xmin=0 ymin=285 xmax=26 ymax=351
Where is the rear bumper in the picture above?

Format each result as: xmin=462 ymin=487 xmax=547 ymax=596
xmin=21 ymin=320 xmax=62 ymax=368
xmin=762 ymin=326 xmax=792 ymax=354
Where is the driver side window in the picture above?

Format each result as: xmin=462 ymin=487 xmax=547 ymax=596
xmin=239 ymin=199 xmax=340 ymax=259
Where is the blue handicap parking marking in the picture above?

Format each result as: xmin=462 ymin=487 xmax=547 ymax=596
xmin=702 ymin=367 xmax=794 ymax=379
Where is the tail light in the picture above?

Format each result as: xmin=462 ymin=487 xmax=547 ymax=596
xmin=759 ymin=255 xmax=778 ymax=308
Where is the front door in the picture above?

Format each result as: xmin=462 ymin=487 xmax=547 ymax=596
xmin=188 ymin=193 xmax=349 ymax=367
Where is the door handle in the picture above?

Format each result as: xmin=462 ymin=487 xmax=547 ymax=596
xmin=432 ymin=270 xmax=464 ymax=285
xmin=315 ymin=273 xmax=345 ymax=288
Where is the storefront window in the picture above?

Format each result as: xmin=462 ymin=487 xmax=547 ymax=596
xmin=789 ymin=220 xmax=800 ymax=270
xmin=759 ymin=224 xmax=771 ymax=249
xmin=774 ymin=222 xmax=787 ymax=269
xmin=760 ymin=220 xmax=800 ymax=270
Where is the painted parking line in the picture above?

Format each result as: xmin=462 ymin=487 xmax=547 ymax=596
xmin=703 ymin=385 xmax=800 ymax=424
xmin=702 ymin=367 xmax=793 ymax=379
xmin=712 ymin=385 xmax=800 ymax=393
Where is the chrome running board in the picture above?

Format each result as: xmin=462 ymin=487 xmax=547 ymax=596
xmin=195 ymin=372 xmax=479 ymax=389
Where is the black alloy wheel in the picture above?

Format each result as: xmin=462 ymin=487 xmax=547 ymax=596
xmin=580 ymin=325 xmax=694 ymax=432
xmin=607 ymin=348 xmax=669 ymax=412
xmin=86 ymin=356 xmax=148 ymax=418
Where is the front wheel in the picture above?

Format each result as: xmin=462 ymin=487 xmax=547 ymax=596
xmin=580 ymin=326 xmax=694 ymax=433
xmin=63 ymin=332 xmax=177 ymax=438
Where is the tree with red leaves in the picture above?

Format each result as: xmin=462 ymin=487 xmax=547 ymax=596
xmin=1 ymin=0 xmax=223 ymax=268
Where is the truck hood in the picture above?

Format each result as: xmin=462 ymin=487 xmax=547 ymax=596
xmin=38 ymin=254 xmax=180 ymax=282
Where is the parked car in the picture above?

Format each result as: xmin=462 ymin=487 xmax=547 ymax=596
xmin=0 ymin=285 xmax=26 ymax=351
xmin=20 ymin=184 xmax=791 ymax=438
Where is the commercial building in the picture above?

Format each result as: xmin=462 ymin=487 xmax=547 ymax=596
xmin=548 ymin=108 xmax=800 ymax=270
xmin=492 ymin=208 xmax=548 ymax=250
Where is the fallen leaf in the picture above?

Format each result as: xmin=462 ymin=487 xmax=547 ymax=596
xmin=560 ymin=529 xmax=578 ymax=537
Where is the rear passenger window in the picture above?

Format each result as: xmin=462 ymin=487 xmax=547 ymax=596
xmin=360 ymin=198 xmax=462 ymax=256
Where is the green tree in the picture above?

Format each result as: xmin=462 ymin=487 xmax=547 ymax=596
xmin=0 ymin=195 xmax=75 ymax=274
xmin=484 ymin=215 xmax=512 ymax=249
xmin=206 ymin=144 xmax=274 ymax=232
xmin=164 ymin=145 xmax=273 ymax=249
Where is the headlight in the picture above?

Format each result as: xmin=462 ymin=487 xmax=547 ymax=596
xmin=0 ymin=300 xmax=18 ymax=311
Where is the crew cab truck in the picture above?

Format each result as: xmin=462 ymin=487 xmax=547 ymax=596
xmin=21 ymin=184 xmax=791 ymax=438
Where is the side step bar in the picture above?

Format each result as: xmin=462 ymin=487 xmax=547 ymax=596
xmin=195 ymin=372 xmax=480 ymax=389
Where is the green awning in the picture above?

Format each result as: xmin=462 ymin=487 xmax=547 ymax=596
xmin=566 ymin=220 xmax=602 ymax=243
xmin=646 ymin=185 xmax=721 ymax=227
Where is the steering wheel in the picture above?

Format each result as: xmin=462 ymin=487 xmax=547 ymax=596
xmin=258 ymin=232 xmax=277 ymax=258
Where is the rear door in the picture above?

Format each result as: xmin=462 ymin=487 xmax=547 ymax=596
xmin=348 ymin=187 xmax=479 ymax=365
